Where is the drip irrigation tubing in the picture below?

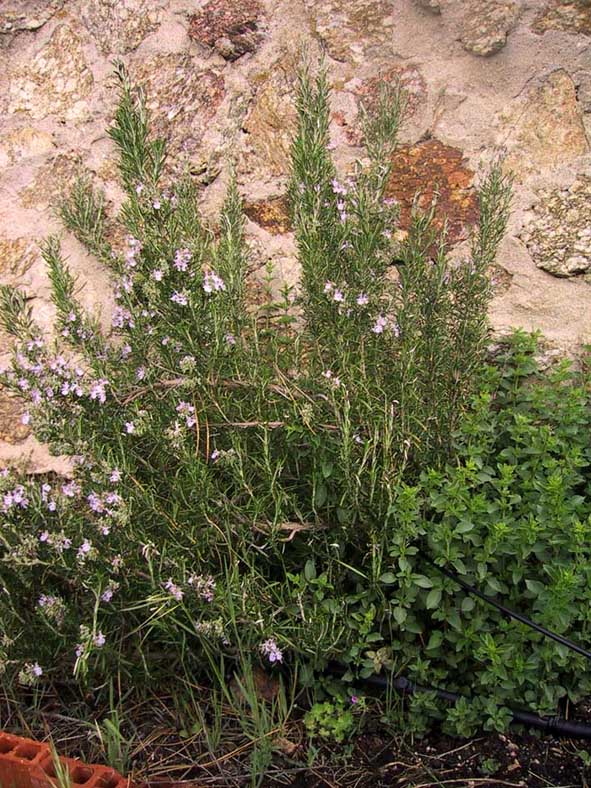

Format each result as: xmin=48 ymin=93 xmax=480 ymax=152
xmin=422 ymin=554 xmax=591 ymax=661
xmin=328 ymin=664 xmax=591 ymax=740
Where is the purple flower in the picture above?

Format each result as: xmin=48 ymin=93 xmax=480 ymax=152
xmin=356 ymin=293 xmax=369 ymax=306
xmin=333 ymin=289 xmax=344 ymax=303
xmin=171 ymin=291 xmax=188 ymax=306
xmin=32 ymin=663 xmax=43 ymax=677
xmin=260 ymin=637 xmax=283 ymax=664
xmin=94 ymin=631 xmax=106 ymax=648
xmin=210 ymin=449 xmax=220 ymax=461
xmin=331 ymin=179 xmax=347 ymax=196
xmin=174 ymin=248 xmax=192 ymax=272
xmin=61 ymin=481 xmax=80 ymax=498
xmin=372 ymin=315 xmax=388 ymax=335
xmin=350 ymin=695 xmax=359 ymax=704
xmin=89 ymin=379 xmax=108 ymax=404
xmin=164 ymin=578 xmax=184 ymax=601
xmin=112 ymin=307 xmax=135 ymax=330
xmin=225 ymin=333 xmax=236 ymax=346
xmin=151 ymin=269 xmax=164 ymax=282
xmin=87 ymin=492 xmax=105 ymax=513
xmin=323 ymin=281 xmax=334 ymax=293
xmin=124 ymin=422 xmax=135 ymax=434
xmin=136 ymin=366 xmax=146 ymax=381
xmin=21 ymin=411 xmax=31 ymax=425
xmin=202 ymin=271 xmax=226 ymax=294
xmin=110 ymin=469 xmax=121 ymax=483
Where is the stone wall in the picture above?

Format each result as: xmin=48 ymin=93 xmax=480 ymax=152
xmin=0 ymin=0 xmax=590 ymax=467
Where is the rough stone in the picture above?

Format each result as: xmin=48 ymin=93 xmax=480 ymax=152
xmin=385 ymin=138 xmax=479 ymax=245
xmin=0 ymin=127 xmax=55 ymax=168
xmin=415 ymin=0 xmax=441 ymax=13
xmin=532 ymin=1 xmax=591 ymax=36
xmin=0 ymin=0 xmax=64 ymax=45
xmin=241 ymin=55 xmax=300 ymax=179
xmin=20 ymin=153 xmax=83 ymax=210
xmin=189 ymin=0 xmax=265 ymax=61
xmin=305 ymin=0 xmax=395 ymax=62
xmin=343 ymin=63 xmax=427 ymax=146
xmin=131 ymin=55 xmax=225 ymax=163
xmin=350 ymin=64 xmax=427 ymax=119
xmin=0 ymin=236 xmax=38 ymax=282
xmin=0 ymin=387 xmax=31 ymax=444
xmin=575 ymin=72 xmax=591 ymax=113
xmin=80 ymin=0 xmax=163 ymax=55
xmin=244 ymin=195 xmax=291 ymax=234
xmin=498 ymin=69 xmax=589 ymax=181
xmin=461 ymin=0 xmax=520 ymax=57
xmin=519 ymin=175 xmax=591 ymax=278
xmin=7 ymin=24 xmax=93 ymax=121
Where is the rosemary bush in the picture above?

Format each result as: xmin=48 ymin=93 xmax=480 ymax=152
xmin=0 ymin=62 xmax=541 ymax=733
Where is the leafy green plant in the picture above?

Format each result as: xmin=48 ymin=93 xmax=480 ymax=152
xmin=304 ymin=700 xmax=355 ymax=743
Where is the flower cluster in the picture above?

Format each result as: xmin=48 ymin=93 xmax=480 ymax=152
xmin=176 ymin=401 xmax=196 ymax=428
xmin=164 ymin=578 xmax=184 ymax=601
xmin=174 ymin=248 xmax=192 ymax=272
xmin=37 ymin=594 xmax=66 ymax=626
xmin=188 ymin=574 xmax=216 ymax=602
xmin=260 ymin=637 xmax=283 ymax=664
xmin=202 ymin=270 xmax=226 ymax=294
xmin=2 ymin=342 xmax=111 ymax=426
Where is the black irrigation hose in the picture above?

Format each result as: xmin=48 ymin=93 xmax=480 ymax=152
xmin=422 ymin=555 xmax=591 ymax=661
xmin=327 ymin=665 xmax=591 ymax=740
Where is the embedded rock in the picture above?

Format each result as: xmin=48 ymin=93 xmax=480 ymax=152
xmin=20 ymin=153 xmax=83 ymax=210
xmin=7 ymin=24 xmax=93 ymax=121
xmin=385 ymin=138 xmax=479 ymax=245
xmin=0 ymin=127 xmax=55 ymax=168
xmin=305 ymin=0 xmax=395 ymax=62
xmin=0 ymin=236 xmax=38 ymax=282
xmin=499 ymin=69 xmax=589 ymax=180
xmin=0 ymin=388 xmax=31 ymax=444
xmin=520 ymin=176 xmax=591 ymax=278
xmin=241 ymin=55 xmax=299 ymax=179
xmin=532 ymin=1 xmax=591 ymax=36
xmin=461 ymin=0 xmax=520 ymax=56
xmin=0 ymin=0 xmax=64 ymax=45
xmin=80 ymin=0 xmax=163 ymax=55
xmin=188 ymin=0 xmax=265 ymax=61
xmin=415 ymin=0 xmax=441 ymax=13
xmin=244 ymin=195 xmax=291 ymax=234
xmin=131 ymin=55 xmax=225 ymax=163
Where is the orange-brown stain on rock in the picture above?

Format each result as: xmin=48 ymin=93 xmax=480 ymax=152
xmin=244 ymin=195 xmax=291 ymax=234
xmin=385 ymin=138 xmax=479 ymax=245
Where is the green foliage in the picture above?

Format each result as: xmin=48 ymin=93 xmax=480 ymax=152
xmin=304 ymin=701 xmax=355 ymax=743
xmin=4 ymin=59 xmax=580 ymax=746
